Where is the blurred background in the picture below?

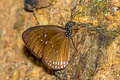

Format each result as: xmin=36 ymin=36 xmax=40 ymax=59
xmin=0 ymin=0 xmax=120 ymax=80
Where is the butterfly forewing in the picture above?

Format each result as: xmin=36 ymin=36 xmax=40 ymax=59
xmin=22 ymin=25 xmax=73 ymax=70
xmin=23 ymin=26 xmax=63 ymax=57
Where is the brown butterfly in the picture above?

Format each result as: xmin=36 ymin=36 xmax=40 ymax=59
xmin=22 ymin=21 xmax=77 ymax=70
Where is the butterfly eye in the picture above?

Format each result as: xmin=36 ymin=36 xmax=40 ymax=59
xmin=22 ymin=25 xmax=76 ymax=70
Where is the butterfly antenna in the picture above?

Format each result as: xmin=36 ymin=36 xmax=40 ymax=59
xmin=33 ymin=10 xmax=41 ymax=25
xmin=70 ymin=37 xmax=78 ymax=53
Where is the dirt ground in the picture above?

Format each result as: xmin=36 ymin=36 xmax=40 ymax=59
xmin=0 ymin=0 xmax=120 ymax=80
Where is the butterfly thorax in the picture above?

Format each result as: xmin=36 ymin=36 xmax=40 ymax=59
xmin=65 ymin=21 xmax=75 ymax=38
xmin=65 ymin=28 xmax=72 ymax=38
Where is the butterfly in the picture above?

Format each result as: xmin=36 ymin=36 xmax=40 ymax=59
xmin=22 ymin=21 xmax=77 ymax=70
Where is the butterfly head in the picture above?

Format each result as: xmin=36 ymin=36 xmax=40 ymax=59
xmin=65 ymin=21 xmax=75 ymax=37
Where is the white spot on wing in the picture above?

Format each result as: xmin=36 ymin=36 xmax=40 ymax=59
xmin=53 ymin=62 xmax=55 ymax=64
xmin=64 ymin=61 xmax=66 ymax=65
xmin=49 ymin=60 xmax=51 ymax=63
xmin=61 ymin=65 xmax=63 ymax=68
xmin=48 ymin=62 xmax=50 ymax=65
xmin=56 ymin=51 xmax=58 ymax=54
xmin=40 ymin=39 xmax=43 ymax=42
xmin=61 ymin=62 xmax=62 ymax=65
xmin=40 ymin=27 xmax=43 ymax=29
xmin=51 ymin=45 xmax=54 ymax=48
xmin=66 ymin=62 xmax=68 ymax=64
xmin=58 ymin=62 xmax=59 ymax=65
xmin=64 ymin=62 xmax=66 ymax=67
xmin=55 ymin=62 xmax=57 ymax=64
xmin=55 ymin=66 xmax=57 ymax=69
xmin=58 ymin=66 xmax=59 ymax=69
xmin=45 ymin=41 xmax=48 ymax=44
xmin=44 ymin=34 xmax=47 ymax=38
